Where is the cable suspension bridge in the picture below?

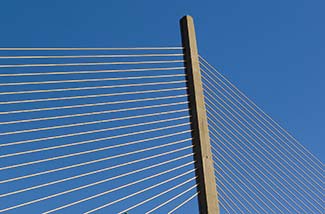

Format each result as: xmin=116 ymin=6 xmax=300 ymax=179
xmin=0 ymin=16 xmax=323 ymax=214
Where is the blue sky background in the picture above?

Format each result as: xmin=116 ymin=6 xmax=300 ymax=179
xmin=0 ymin=0 xmax=323 ymax=160
xmin=0 ymin=0 xmax=323 ymax=213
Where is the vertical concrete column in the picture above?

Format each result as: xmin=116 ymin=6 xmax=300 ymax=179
xmin=180 ymin=15 xmax=220 ymax=214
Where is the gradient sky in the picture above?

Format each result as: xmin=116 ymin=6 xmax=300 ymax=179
xmin=0 ymin=0 xmax=323 ymax=213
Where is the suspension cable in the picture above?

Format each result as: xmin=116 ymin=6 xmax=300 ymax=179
xmin=84 ymin=169 xmax=196 ymax=214
xmin=0 ymin=59 xmax=184 ymax=68
xmin=0 ymin=53 xmax=183 ymax=59
xmin=118 ymin=177 xmax=197 ymax=214
xmin=0 ymin=157 xmax=194 ymax=213
xmin=0 ymin=47 xmax=184 ymax=50
xmin=214 ymin=174 xmax=253 ymax=214
xmin=0 ymin=139 xmax=192 ymax=185
xmin=218 ymin=194 xmax=232 ymax=214
xmin=202 ymin=71 xmax=323 ymax=183
xmin=211 ymin=128 xmax=315 ymax=213
xmin=0 ymin=94 xmax=187 ymax=115
xmin=199 ymin=55 xmax=323 ymax=168
xmin=0 ymin=134 xmax=191 ymax=173
xmin=209 ymin=116 xmax=322 ymax=212
xmin=209 ymin=119 xmax=321 ymax=212
xmin=0 ymin=80 xmax=185 ymax=97
xmin=145 ymin=184 xmax=198 ymax=214
xmin=167 ymin=192 xmax=198 ymax=214
xmin=0 ymin=103 xmax=188 ymax=136
xmin=0 ymin=74 xmax=185 ymax=87
xmin=0 ymin=66 xmax=185 ymax=77
xmin=206 ymin=98 xmax=323 ymax=204
xmin=0 ymin=123 xmax=190 ymax=159
xmin=0 ymin=100 xmax=187 ymax=126
xmin=41 ymin=162 xmax=195 ymax=214
xmin=0 ymin=87 xmax=186 ymax=106
xmin=0 ymin=146 xmax=193 ymax=198
xmin=212 ymin=150 xmax=279 ymax=213
xmin=216 ymin=183 xmax=242 ymax=214
xmin=0 ymin=130 xmax=191 ymax=173
xmin=0 ymin=113 xmax=189 ymax=148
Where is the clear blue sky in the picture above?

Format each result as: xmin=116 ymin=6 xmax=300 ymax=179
xmin=0 ymin=0 xmax=323 ymax=160
xmin=0 ymin=0 xmax=323 ymax=213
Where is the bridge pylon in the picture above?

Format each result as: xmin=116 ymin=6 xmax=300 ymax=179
xmin=180 ymin=15 xmax=220 ymax=214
